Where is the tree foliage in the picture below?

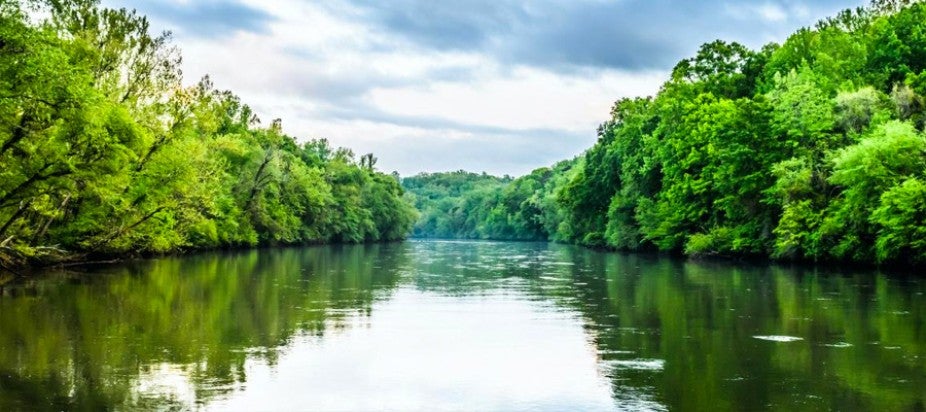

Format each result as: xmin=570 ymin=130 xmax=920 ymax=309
xmin=0 ymin=1 xmax=415 ymax=266
xmin=548 ymin=0 xmax=926 ymax=264
xmin=400 ymin=1 xmax=926 ymax=265
xmin=402 ymin=161 xmax=576 ymax=241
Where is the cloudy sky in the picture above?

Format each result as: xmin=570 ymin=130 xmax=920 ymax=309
xmin=102 ymin=0 xmax=864 ymax=176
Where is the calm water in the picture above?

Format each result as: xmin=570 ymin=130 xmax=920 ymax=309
xmin=0 ymin=241 xmax=924 ymax=411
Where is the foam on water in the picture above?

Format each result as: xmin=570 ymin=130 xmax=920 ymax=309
xmin=609 ymin=359 xmax=666 ymax=371
xmin=753 ymin=335 xmax=804 ymax=342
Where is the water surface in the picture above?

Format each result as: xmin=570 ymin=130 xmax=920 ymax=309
xmin=1 ymin=241 xmax=924 ymax=410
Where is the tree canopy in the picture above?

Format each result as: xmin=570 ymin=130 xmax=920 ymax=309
xmin=406 ymin=0 xmax=926 ymax=266
xmin=0 ymin=0 xmax=416 ymax=267
xmin=555 ymin=0 xmax=926 ymax=265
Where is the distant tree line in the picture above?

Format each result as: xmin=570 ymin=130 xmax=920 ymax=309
xmin=402 ymin=162 xmax=575 ymax=241
xmin=0 ymin=0 xmax=416 ymax=267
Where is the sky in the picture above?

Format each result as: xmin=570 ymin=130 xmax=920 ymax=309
xmin=102 ymin=0 xmax=865 ymax=177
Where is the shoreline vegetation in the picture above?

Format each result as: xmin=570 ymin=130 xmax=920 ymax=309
xmin=0 ymin=0 xmax=417 ymax=272
xmin=4 ymin=0 xmax=926 ymax=274
xmin=403 ymin=0 xmax=926 ymax=268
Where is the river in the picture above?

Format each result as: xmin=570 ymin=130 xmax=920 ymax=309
xmin=0 ymin=241 xmax=924 ymax=411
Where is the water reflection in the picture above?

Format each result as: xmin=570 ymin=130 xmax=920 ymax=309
xmin=0 ymin=241 xmax=924 ymax=411
xmin=0 ymin=244 xmax=408 ymax=410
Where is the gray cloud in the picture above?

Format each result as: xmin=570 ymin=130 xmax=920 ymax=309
xmin=105 ymin=0 xmax=276 ymax=37
xmin=338 ymin=0 xmax=865 ymax=72
xmin=317 ymin=102 xmax=580 ymax=141
xmin=332 ymin=0 xmax=526 ymax=50
xmin=111 ymin=0 xmax=865 ymax=72
xmin=281 ymin=0 xmax=867 ymax=157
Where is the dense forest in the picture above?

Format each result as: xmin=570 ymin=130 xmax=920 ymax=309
xmin=405 ymin=0 xmax=926 ymax=265
xmin=5 ymin=0 xmax=926 ymax=269
xmin=0 ymin=0 xmax=416 ymax=268
xmin=402 ymin=161 xmax=574 ymax=240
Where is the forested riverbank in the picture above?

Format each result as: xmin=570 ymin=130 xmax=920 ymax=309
xmin=403 ymin=0 xmax=926 ymax=266
xmin=0 ymin=1 xmax=417 ymax=269
xmin=5 ymin=0 xmax=926 ymax=271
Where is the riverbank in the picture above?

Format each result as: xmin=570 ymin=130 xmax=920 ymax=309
xmin=0 ymin=238 xmax=411 ymax=281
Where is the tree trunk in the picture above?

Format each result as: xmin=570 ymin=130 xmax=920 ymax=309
xmin=0 ymin=201 xmax=29 ymax=238
xmin=0 ymin=164 xmax=71 ymax=207
xmin=0 ymin=113 xmax=31 ymax=157
xmin=30 ymin=193 xmax=71 ymax=246
xmin=92 ymin=206 xmax=165 ymax=249
xmin=244 ymin=150 xmax=274 ymax=212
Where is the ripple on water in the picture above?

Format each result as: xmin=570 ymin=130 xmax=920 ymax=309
xmin=753 ymin=335 xmax=804 ymax=342
xmin=608 ymin=359 xmax=666 ymax=371
xmin=599 ymin=350 xmax=636 ymax=360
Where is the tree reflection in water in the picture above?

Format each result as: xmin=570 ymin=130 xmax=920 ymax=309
xmin=0 ymin=242 xmax=924 ymax=411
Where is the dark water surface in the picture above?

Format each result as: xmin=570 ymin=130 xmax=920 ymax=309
xmin=1 ymin=241 xmax=924 ymax=411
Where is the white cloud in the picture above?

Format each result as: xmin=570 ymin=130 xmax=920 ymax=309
xmin=725 ymin=2 xmax=789 ymax=23
xmin=152 ymin=1 xmax=666 ymax=175
xmin=103 ymin=0 xmax=866 ymax=176
xmin=367 ymin=67 xmax=664 ymax=133
xmin=758 ymin=3 xmax=789 ymax=22
xmin=789 ymin=3 xmax=812 ymax=20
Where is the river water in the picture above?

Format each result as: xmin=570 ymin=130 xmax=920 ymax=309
xmin=0 ymin=241 xmax=924 ymax=411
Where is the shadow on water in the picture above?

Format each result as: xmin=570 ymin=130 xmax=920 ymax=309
xmin=0 ymin=241 xmax=924 ymax=411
